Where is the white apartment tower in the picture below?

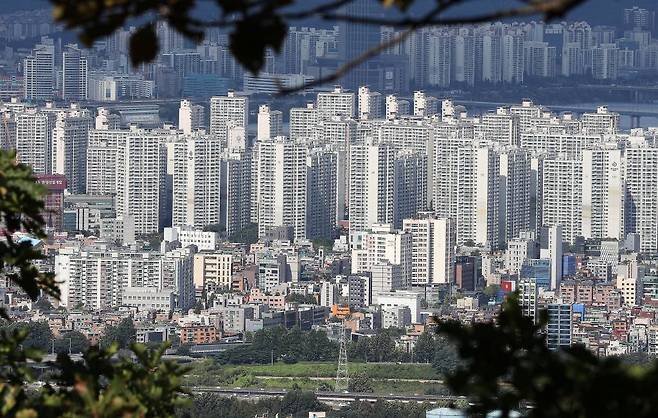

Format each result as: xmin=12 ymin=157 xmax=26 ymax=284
xmin=499 ymin=147 xmax=531 ymax=243
xmin=220 ymin=150 xmax=252 ymax=237
xmin=306 ymin=148 xmax=337 ymax=239
xmin=542 ymin=158 xmax=582 ymax=244
xmin=257 ymin=104 xmax=283 ymax=140
xmin=428 ymin=33 xmax=451 ymax=88
xmin=402 ymin=214 xmax=456 ymax=285
xmin=351 ymin=224 xmax=413 ymax=287
xmin=625 ymin=146 xmax=658 ymax=252
xmin=209 ymin=91 xmax=248 ymax=143
xmin=289 ymin=103 xmax=318 ymax=140
xmin=502 ymin=33 xmax=524 ymax=84
xmin=15 ymin=111 xmax=50 ymax=174
xmin=171 ymin=133 xmax=222 ymax=229
xmin=357 ymin=86 xmax=382 ymax=120
xmin=456 ymin=146 xmax=501 ymax=249
xmin=51 ymin=105 xmax=93 ymax=193
xmin=582 ymin=148 xmax=624 ymax=240
xmin=316 ymin=86 xmax=355 ymax=118
xmin=178 ymin=99 xmax=205 ymax=135
xmin=116 ymin=131 xmax=168 ymax=234
xmin=256 ymin=136 xmax=308 ymax=240
xmin=349 ymin=140 xmax=427 ymax=234
xmin=581 ymin=106 xmax=620 ymax=135
xmin=86 ymin=128 xmax=129 ymax=195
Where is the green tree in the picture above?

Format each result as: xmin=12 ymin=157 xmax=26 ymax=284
xmin=100 ymin=317 xmax=136 ymax=349
xmin=369 ymin=332 xmax=396 ymax=362
xmin=348 ymin=372 xmax=373 ymax=393
xmin=431 ymin=334 xmax=461 ymax=376
xmin=19 ymin=321 xmax=54 ymax=352
xmin=285 ymin=293 xmax=317 ymax=305
xmin=483 ymin=284 xmax=501 ymax=298
xmin=439 ymin=292 xmax=658 ymax=418
xmin=0 ymin=149 xmax=189 ymax=417
xmin=279 ymin=390 xmax=327 ymax=416
xmin=228 ymin=223 xmax=258 ymax=246
xmin=413 ymin=331 xmax=435 ymax=363
xmin=54 ymin=331 xmax=90 ymax=354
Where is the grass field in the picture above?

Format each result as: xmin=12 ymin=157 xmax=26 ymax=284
xmin=218 ymin=361 xmax=439 ymax=380
xmin=184 ymin=360 xmax=446 ymax=395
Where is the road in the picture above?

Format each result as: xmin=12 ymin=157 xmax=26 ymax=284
xmin=187 ymin=386 xmax=464 ymax=404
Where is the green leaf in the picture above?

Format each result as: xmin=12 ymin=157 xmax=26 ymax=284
xmin=230 ymin=15 xmax=287 ymax=74
xmin=129 ymin=24 xmax=159 ymax=67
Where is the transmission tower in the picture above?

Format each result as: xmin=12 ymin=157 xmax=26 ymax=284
xmin=335 ymin=321 xmax=349 ymax=392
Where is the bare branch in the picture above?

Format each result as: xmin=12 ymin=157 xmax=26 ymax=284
xmin=319 ymin=0 xmax=586 ymax=28
xmin=282 ymin=0 xmax=356 ymax=20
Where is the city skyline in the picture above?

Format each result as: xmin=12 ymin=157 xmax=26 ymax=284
xmin=2 ymin=2 xmax=658 ymax=417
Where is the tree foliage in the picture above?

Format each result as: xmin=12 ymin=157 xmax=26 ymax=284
xmin=215 ymin=326 xmax=338 ymax=364
xmin=285 ymin=293 xmax=317 ymax=305
xmin=54 ymin=331 xmax=90 ymax=354
xmin=348 ymin=371 xmax=373 ymax=393
xmin=100 ymin=317 xmax=137 ymax=349
xmin=439 ymin=292 xmax=658 ymax=418
xmin=177 ymin=391 xmax=328 ymax=418
xmin=0 ymin=150 xmax=189 ymax=418
xmin=228 ymin=223 xmax=258 ymax=246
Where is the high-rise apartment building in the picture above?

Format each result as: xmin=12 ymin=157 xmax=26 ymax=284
xmin=178 ymin=99 xmax=205 ymax=135
xmin=499 ymin=147 xmax=531 ymax=243
xmin=546 ymin=303 xmax=573 ymax=350
xmin=316 ymin=86 xmax=356 ymax=119
xmin=257 ymin=104 xmax=283 ymax=140
xmin=625 ymin=146 xmax=658 ymax=253
xmin=352 ymin=223 xmax=412 ymax=287
xmin=86 ymin=128 xmax=129 ymax=195
xmin=62 ymin=44 xmax=88 ymax=101
xmin=349 ymin=140 xmax=427 ymax=234
xmin=582 ymin=148 xmax=624 ymax=240
xmin=24 ymin=42 xmax=54 ymax=101
xmin=456 ymin=146 xmax=500 ymax=249
xmin=209 ymin=91 xmax=248 ymax=143
xmin=306 ymin=147 xmax=337 ymax=239
xmin=542 ymin=158 xmax=582 ymax=244
xmin=289 ymin=103 xmax=318 ymax=141
xmin=255 ymin=136 xmax=308 ymax=241
xmin=402 ymin=214 xmax=456 ymax=286
xmin=51 ymin=105 xmax=93 ymax=194
xmin=220 ymin=150 xmax=252 ymax=237
xmin=16 ymin=110 xmax=50 ymax=174
xmin=171 ymin=133 xmax=222 ymax=229
xmin=115 ymin=131 xmax=168 ymax=234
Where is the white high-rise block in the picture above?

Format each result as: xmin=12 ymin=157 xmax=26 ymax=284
xmin=209 ymin=90 xmax=248 ymax=143
xmin=171 ymin=133 xmax=222 ymax=229
xmin=178 ymin=99 xmax=205 ymax=135
xmin=403 ymin=214 xmax=456 ymax=285
xmin=116 ymin=131 xmax=168 ymax=234
xmin=582 ymin=148 xmax=624 ymax=240
xmin=257 ymin=104 xmax=283 ymax=140
xmin=542 ymin=158 xmax=582 ymax=244
xmin=256 ymin=136 xmax=307 ymax=241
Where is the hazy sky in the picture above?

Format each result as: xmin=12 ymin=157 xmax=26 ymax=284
xmin=3 ymin=0 xmax=656 ymax=26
